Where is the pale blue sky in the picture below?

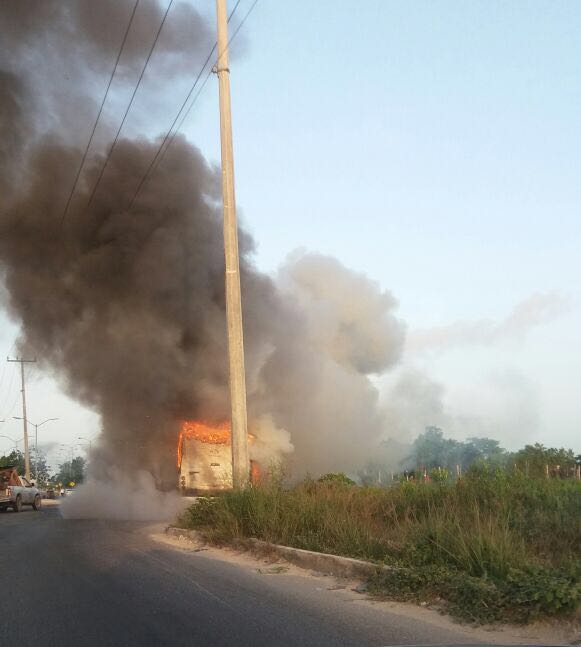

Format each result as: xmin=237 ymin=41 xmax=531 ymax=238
xmin=227 ymin=0 xmax=581 ymax=321
xmin=1 ymin=1 xmax=579 ymax=460
xmin=201 ymin=1 xmax=581 ymax=449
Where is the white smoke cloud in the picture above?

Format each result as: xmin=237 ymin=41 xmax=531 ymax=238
xmin=381 ymin=366 xmax=541 ymax=451
xmin=408 ymin=292 xmax=569 ymax=354
xmin=277 ymin=252 xmax=405 ymax=374
xmin=60 ymin=468 xmax=186 ymax=521
xmin=381 ymin=369 xmax=450 ymax=439
xmin=249 ymin=414 xmax=294 ymax=466
xmin=251 ymin=252 xmax=406 ymax=475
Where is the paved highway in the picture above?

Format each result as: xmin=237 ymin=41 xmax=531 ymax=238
xmin=0 ymin=503 xmax=551 ymax=647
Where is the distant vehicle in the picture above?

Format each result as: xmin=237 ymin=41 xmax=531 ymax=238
xmin=64 ymin=488 xmax=76 ymax=496
xmin=46 ymin=488 xmax=56 ymax=500
xmin=0 ymin=466 xmax=42 ymax=512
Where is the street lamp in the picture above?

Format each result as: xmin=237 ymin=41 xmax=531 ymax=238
xmin=0 ymin=434 xmax=23 ymax=452
xmin=77 ymin=436 xmax=94 ymax=451
xmin=58 ymin=443 xmax=80 ymax=481
xmin=13 ymin=417 xmax=59 ymax=480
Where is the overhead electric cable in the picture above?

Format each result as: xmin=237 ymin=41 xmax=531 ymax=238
xmin=155 ymin=0 xmax=260 ymax=170
xmin=84 ymin=0 xmax=175 ymax=211
xmin=3 ymin=391 xmax=21 ymax=419
xmin=0 ymin=341 xmax=15 ymax=395
xmin=0 ymin=362 xmax=6 ymax=395
xmin=158 ymin=0 xmax=259 ymax=164
xmin=171 ymin=0 xmax=260 ymax=140
xmin=61 ymin=0 xmax=140 ymax=226
xmin=127 ymin=0 xmax=259 ymax=209
xmin=126 ymin=0 xmax=243 ymax=210
xmin=0 ymin=368 xmax=17 ymax=420
xmin=126 ymin=41 xmax=218 ymax=210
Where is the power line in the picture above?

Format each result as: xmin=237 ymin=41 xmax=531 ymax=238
xmin=171 ymin=0 xmax=259 ymax=144
xmin=84 ymin=0 xmax=175 ymax=212
xmin=0 ymin=341 xmax=14 ymax=395
xmin=158 ymin=0 xmax=260 ymax=170
xmin=0 ymin=386 xmax=18 ymax=421
xmin=3 ymin=390 xmax=21 ymax=420
xmin=159 ymin=0 xmax=260 ymax=163
xmin=125 ymin=0 xmax=243 ymax=210
xmin=0 ymin=361 xmax=6 ymax=395
xmin=0 ymin=360 xmax=17 ymax=417
xmin=126 ymin=42 xmax=218 ymax=210
xmin=60 ymin=0 xmax=141 ymax=226
xmin=220 ymin=0 xmax=260 ymax=64
xmin=127 ymin=0 xmax=259 ymax=209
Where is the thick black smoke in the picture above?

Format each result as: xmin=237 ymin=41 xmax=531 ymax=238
xmin=0 ymin=1 xmax=405 ymax=486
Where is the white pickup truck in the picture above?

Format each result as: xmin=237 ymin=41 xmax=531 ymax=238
xmin=0 ymin=466 xmax=42 ymax=512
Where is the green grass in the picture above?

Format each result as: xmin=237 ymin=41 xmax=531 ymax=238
xmin=178 ymin=469 xmax=580 ymax=624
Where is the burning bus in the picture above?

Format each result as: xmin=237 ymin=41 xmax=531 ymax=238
xmin=177 ymin=421 xmax=259 ymax=494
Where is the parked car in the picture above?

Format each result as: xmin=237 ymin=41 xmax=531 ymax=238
xmin=0 ymin=466 xmax=42 ymax=512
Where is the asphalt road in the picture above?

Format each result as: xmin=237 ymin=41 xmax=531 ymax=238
xmin=0 ymin=503 xmax=545 ymax=647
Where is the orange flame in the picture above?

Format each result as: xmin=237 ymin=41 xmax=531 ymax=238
xmin=181 ymin=420 xmax=232 ymax=444
xmin=178 ymin=420 xmax=231 ymax=468
xmin=177 ymin=420 xmax=258 ymax=469
xmin=250 ymin=460 xmax=260 ymax=485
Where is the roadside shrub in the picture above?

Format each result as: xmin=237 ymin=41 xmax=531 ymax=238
xmin=177 ymin=497 xmax=220 ymax=529
xmin=503 ymin=566 xmax=580 ymax=622
xmin=317 ymin=472 xmax=357 ymax=486
xmin=369 ymin=563 xmax=580 ymax=624
xmin=179 ymin=473 xmax=581 ymax=624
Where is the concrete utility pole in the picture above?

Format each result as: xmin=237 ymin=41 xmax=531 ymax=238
xmin=7 ymin=357 xmax=36 ymax=481
xmin=215 ymin=0 xmax=249 ymax=488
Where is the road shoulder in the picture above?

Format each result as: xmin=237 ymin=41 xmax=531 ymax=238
xmin=150 ymin=525 xmax=576 ymax=646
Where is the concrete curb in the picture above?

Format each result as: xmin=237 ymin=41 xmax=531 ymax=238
xmin=166 ymin=526 xmax=204 ymax=542
xmin=165 ymin=526 xmax=392 ymax=579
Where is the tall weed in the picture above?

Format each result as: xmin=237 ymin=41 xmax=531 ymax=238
xmin=178 ymin=472 xmax=580 ymax=623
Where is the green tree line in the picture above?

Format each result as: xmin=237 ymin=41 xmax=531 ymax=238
xmin=0 ymin=449 xmax=86 ymax=487
xmin=360 ymin=426 xmax=579 ymax=484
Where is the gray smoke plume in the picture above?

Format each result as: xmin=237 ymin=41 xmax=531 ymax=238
xmin=0 ymin=1 xmax=405 ymax=488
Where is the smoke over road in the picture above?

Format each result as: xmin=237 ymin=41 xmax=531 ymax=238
xmin=0 ymin=0 xmax=405 ymax=489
